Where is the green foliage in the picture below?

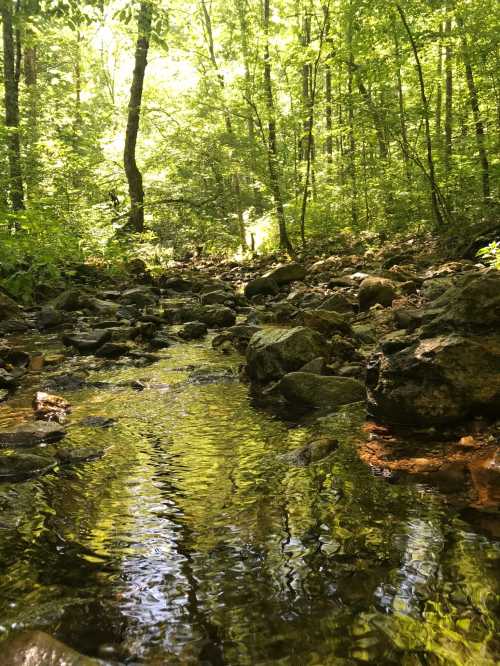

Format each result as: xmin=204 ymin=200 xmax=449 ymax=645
xmin=477 ymin=241 xmax=500 ymax=270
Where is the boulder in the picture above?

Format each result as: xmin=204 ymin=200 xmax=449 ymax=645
xmin=318 ymin=292 xmax=355 ymax=313
xmin=179 ymin=321 xmax=208 ymax=340
xmin=281 ymin=436 xmax=339 ymax=466
xmin=161 ymin=276 xmax=193 ymax=292
xmin=244 ymin=276 xmax=279 ymax=298
xmin=367 ymin=333 xmax=500 ymax=426
xmin=200 ymin=290 xmax=232 ymax=305
xmin=62 ymin=329 xmax=111 ymax=353
xmin=263 ymin=262 xmax=306 ymax=285
xmin=246 ymin=327 xmax=327 ymax=384
xmin=56 ymin=445 xmax=104 ymax=464
xmin=95 ymin=342 xmax=132 ymax=358
xmin=276 ymin=372 xmax=365 ymax=408
xmin=52 ymin=289 xmax=84 ymax=311
xmin=84 ymin=298 xmax=119 ymax=316
xmin=199 ymin=305 xmax=236 ymax=328
xmin=121 ymin=287 xmax=156 ymax=307
xmin=302 ymin=309 xmax=352 ymax=336
xmin=1 ymin=631 xmax=103 ymax=665
xmin=0 ymin=421 xmax=66 ymax=447
xmin=358 ymin=277 xmax=397 ymax=311
xmin=0 ymin=453 xmax=57 ymax=480
xmin=0 ymin=291 xmax=21 ymax=320
xmin=36 ymin=307 xmax=66 ymax=330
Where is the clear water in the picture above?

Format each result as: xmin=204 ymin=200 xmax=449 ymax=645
xmin=0 ymin=337 xmax=499 ymax=664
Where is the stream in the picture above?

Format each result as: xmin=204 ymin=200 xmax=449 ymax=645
xmin=0 ymin=332 xmax=499 ymax=665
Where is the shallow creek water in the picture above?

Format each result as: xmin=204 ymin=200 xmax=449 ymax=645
xmin=0 ymin=334 xmax=499 ymax=665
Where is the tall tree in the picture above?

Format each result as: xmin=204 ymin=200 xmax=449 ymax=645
xmin=124 ymin=1 xmax=153 ymax=233
xmin=1 ymin=0 xmax=25 ymax=212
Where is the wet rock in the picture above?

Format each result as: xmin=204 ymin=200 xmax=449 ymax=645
xmin=302 ymin=309 xmax=352 ymax=336
xmin=276 ymin=372 xmax=365 ymax=408
xmin=161 ymin=276 xmax=193 ymax=292
xmin=43 ymin=373 xmax=87 ymax=391
xmin=246 ymin=326 xmax=327 ymax=384
xmin=0 ymin=453 xmax=57 ymax=480
xmin=53 ymin=288 xmax=85 ymax=311
xmin=281 ymin=437 xmax=339 ymax=466
xmin=244 ymin=276 xmax=279 ymax=298
xmin=0 ymin=421 xmax=66 ymax=447
xmin=62 ymin=329 xmax=111 ymax=353
xmin=367 ymin=334 xmax=500 ymax=426
xmin=56 ymin=445 xmax=104 ymax=464
xmin=79 ymin=416 xmax=116 ymax=428
xmin=263 ymin=262 xmax=306 ymax=285
xmin=179 ymin=321 xmax=208 ymax=340
xmin=33 ymin=391 xmax=71 ymax=423
xmin=0 ymin=291 xmax=21 ymax=320
xmin=199 ymin=305 xmax=236 ymax=328
xmin=0 ymin=347 xmax=31 ymax=368
xmin=0 ymin=368 xmax=19 ymax=389
xmin=36 ymin=307 xmax=66 ymax=330
xmin=358 ymin=277 xmax=397 ymax=311
xmin=95 ymin=342 xmax=132 ymax=358
xmin=0 ymin=630 xmax=103 ymax=665
xmin=0 ymin=388 xmax=9 ymax=402
xmin=85 ymin=298 xmax=119 ymax=316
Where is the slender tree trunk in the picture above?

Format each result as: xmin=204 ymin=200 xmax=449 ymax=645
xmin=456 ymin=16 xmax=490 ymax=202
xmin=300 ymin=9 xmax=312 ymax=161
xmin=1 ymin=0 xmax=24 ymax=212
xmin=396 ymin=4 xmax=443 ymax=226
xmin=24 ymin=4 xmax=40 ymax=201
xmin=444 ymin=16 xmax=453 ymax=177
xmin=392 ymin=21 xmax=411 ymax=183
xmin=200 ymin=0 xmax=247 ymax=248
xmin=435 ymin=22 xmax=443 ymax=148
xmin=323 ymin=4 xmax=333 ymax=168
xmin=346 ymin=11 xmax=357 ymax=226
xmin=124 ymin=2 xmax=152 ymax=233
xmin=263 ymin=0 xmax=293 ymax=253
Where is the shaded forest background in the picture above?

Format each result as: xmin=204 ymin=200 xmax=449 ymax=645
xmin=0 ymin=0 xmax=498 ymax=300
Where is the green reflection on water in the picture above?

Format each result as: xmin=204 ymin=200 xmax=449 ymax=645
xmin=0 ymin=340 xmax=498 ymax=664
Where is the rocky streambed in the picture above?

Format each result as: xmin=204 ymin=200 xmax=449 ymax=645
xmin=0 ymin=247 xmax=499 ymax=664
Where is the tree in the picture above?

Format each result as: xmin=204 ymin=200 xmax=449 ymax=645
xmin=124 ymin=1 xmax=153 ymax=233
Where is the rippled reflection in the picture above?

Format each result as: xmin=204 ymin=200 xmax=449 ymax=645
xmin=0 ymin=340 xmax=499 ymax=664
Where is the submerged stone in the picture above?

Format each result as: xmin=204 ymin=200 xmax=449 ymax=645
xmin=0 ymin=421 xmax=66 ymax=447
xmin=0 ymin=631 xmax=103 ymax=665
xmin=0 ymin=453 xmax=57 ymax=480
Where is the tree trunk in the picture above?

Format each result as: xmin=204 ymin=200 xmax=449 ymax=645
xmin=323 ymin=4 xmax=333 ymax=167
xmin=263 ymin=0 xmax=293 ymax=253
xmin=444 ymin=16 xmax=453 ymax=177
xmin=124 ymin=2 xmax=152 ymax=233
xmin=456 ymin=15 xmax=490 ymax=202
xmin=392 ymin=20 xmax=410 ymax=183
xmin=396 ymin=4 xmax=443 ymax=226
xmin=435 ymin=22 xmax=443 ymax=147
xmin=1 ymin=0 xmax=24 ymax=212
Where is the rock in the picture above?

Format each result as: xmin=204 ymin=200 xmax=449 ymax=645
xmin=393 ymin=307 xmax=423 ymax=331
xmin=276 ymin=372 xmax=365 ymax=408
xmin=302 ymin=309 xmax=352 ymax=336
xmin=149 ymin=334 xmax=171 ymax=350
xmin=52 ymin=288 xmax=84 ymax=311
xmin=318 ymin=292 xmax=355 ymax=313
xmin=33 ymin=392 xmax=71 ymax=423
xmin=121 ymin=286 xmax=156 ymax=307
xmin=79 ymin=416 xmax=116 ymax=428
xmin=0 ymin=291 xmax=21 ymax=320
xmin=36 ymin=307 xmax=66 ymax=330
xmin=56 ymin=445 xmax=104 ymax=464
xmin=62 ymin=329 xmax=111 ymax=353
xmin=1 ymin=630 xmax=103 ymax=665
xmin=43 ymin=373 xmax=87 ymax=391
xmin=366 ymin=333 xmax=500 ymax=426
xmin=244 ymin=276 xmax=279 ymax=298
xmin=179 ymin=321 xmax=208 ymax=340
xmin=199 ymin=305 xmax=236 ymax=328
xmin=161 ymin=276 xmax=193 ymax=292
xmin=246 ymin=327 xmax=327 ymax=384
xmin=358 ymin=276 xmax=397 ymax=311
xmin=0 ymin=368 xmax=19 ymax=389
xmin=0 ymin=421 xmax=66 ymax=447
xmin=0 ymin=388 xmax=9 ymax=402
xmin=299 ymin=357 xmax=325 ymax=374
xmin=263 ymin=262 xmax=306 ymax=285
xmin=352 ymin=323 xmax=377 ymax=344
xmin=281 ymin=437 xmax=339 ymax=466
xmin=421 ymin=270 xmax=500 ymax=335
xmin=0 ymin=453 xmax=57 ymax=480
xmin=95 ymin=342 xmax=132 ymax=358
xmin=200 ymin=290 xmax=232 ymax=305
xmin=85 ymin=298 xmax=119 ymax=316
xmin=0 ymin=347 xmax=31 ymax=368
